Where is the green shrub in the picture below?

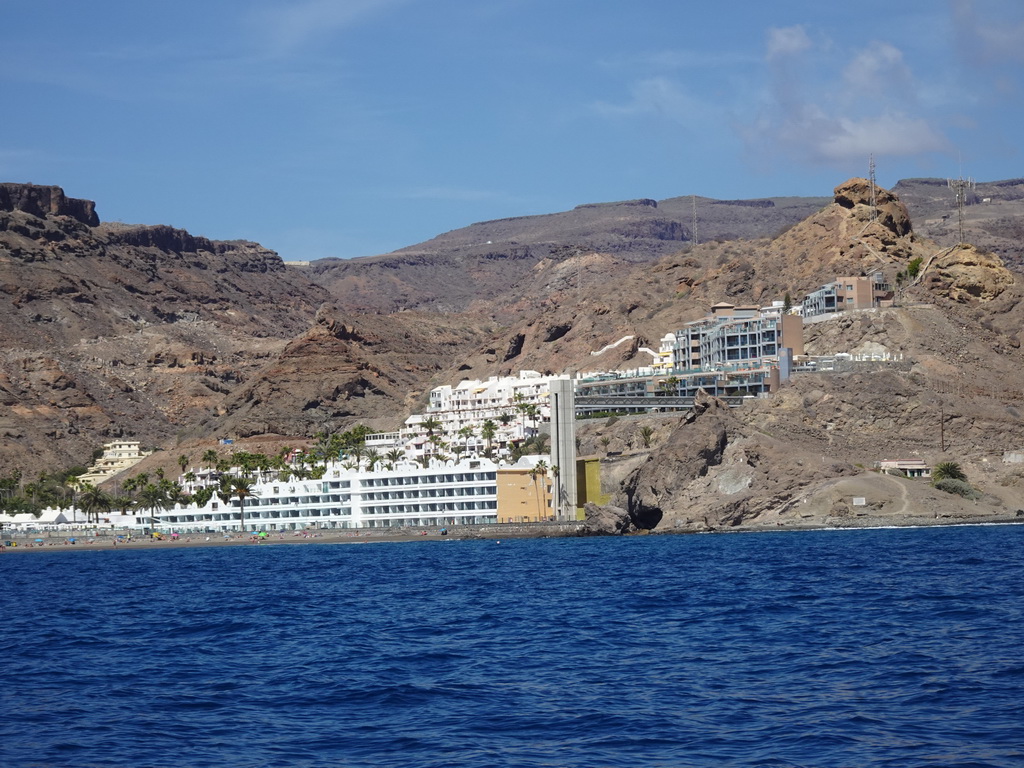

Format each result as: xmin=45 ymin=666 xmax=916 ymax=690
xmin=933 ymin=478 xmax=981 ymax=500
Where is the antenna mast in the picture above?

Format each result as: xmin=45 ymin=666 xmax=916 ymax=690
xmin=947 ymin=175 xmax=976 ymax=245
xmin=691 ymin=194 xmax=698 ymax=246
xmin=868 ymin=155 xmax=878 ymax=221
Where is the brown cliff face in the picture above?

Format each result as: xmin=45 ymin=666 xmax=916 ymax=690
xmin=0 ymin=183 xmax=99 ymax=227
xmin=0 ymin=187 xmax=330 ymax=473
xmin=616 ymin=398 xmax=859 ymax=531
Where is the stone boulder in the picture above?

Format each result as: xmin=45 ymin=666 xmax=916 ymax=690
xmin=581 ymin=502 xmax=634 ymax=535
xmin=925 ymin=244 xmax=1014 ymax=302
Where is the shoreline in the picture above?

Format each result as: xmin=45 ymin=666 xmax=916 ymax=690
xmin=3 ymin=515 xmax=1023 ymax=553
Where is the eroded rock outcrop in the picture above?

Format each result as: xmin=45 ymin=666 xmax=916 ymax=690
xmin=612 ymin=391 xmax=860 ymax=531
xmin=0 ymin=183 xmax=99 ymax=227
xmin=923 ymin=243 xmax=1014 ymax=302
xmin=833 ymin=177 xmax=913 ymax=238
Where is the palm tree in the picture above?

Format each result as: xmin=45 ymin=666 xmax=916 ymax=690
xmin=365 ymin=449 xmax=381 ymax=472
xmin=137 ymin=483 xmax=170 ymax=531
xmin=421 ymin=416 xmax=442 ymax=438
xmin=529 ymin=460 xmax=549 ymax=521
xmin=177 ymin=454 xmax=189 ymax=475
xmin=637 ymin=425 xmax=655 ymax=449
xmin=201 ymin=449 xmax=219 ymax=468
xmin=254 ymin=453 xmax=272 ymax=482
xmin=932 ymin=462 xmax=967 ymax=483
xmin=121 ymin=476 xmax=138 ymax=496
xmin=228 ymin=477 xmax=258 ymax=533
xmin=658 ymin=376 xmax=680 ymax=397
xmin=348 ymin=444 xmax=366 ymax=468
xmin=111 ymin=493 xmax=134 ymax=517
xmin=164 ymin=482 xmax=189 ymax=508
xmin=480 ymin=420 xmax=497 ymax=456
xmin=523 ymin=404 xmax=540 ymax=436
xmin=384 ymin=448 xmax=404 ymax=470
xmin=77 ymin=483 xmax=112 ymax=525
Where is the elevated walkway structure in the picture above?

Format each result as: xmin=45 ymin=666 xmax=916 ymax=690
xmin=576 ymin=395 xmax=747 ymax=415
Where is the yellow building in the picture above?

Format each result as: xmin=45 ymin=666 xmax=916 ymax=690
xmin=497 ymin=456 xmax=611 ymax=523
xmin=76 ymin=440 xmax=151 ymax=487
xmin=575 ymin=457 xmax=611 ymax=518
xmin=496 ymin=461 xmax=552 ymax=523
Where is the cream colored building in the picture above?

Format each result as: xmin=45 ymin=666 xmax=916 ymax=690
xmin=76 ymin=440 xmax=151 ymax=487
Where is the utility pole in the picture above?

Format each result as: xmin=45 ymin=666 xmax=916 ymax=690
xmin=940 ymin=400 xmax=946 ymax=452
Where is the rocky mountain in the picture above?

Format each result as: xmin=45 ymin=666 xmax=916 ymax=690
xmin=576 ymin=181 xmax=1024 ymax=533
xmin=308 ymin=194 xmax=830 ymax=314
xmin=3 ymin=177 xmax=1024 ymax=537
xmin=0 ymin=185 xmax=329 ymax=472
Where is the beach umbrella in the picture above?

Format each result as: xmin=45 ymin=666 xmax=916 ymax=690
xmin=34 ymin=538 xmax=44 ymax=542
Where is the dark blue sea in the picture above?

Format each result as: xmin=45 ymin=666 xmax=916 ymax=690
xmin=3 ymin=525 xmax=1023 ymax=768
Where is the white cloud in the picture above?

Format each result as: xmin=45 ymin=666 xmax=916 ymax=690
xmin=765 ymin=25 xmax=811 ymax=61
xmin=841 ymin=41 xmax=915 ymax=103
xmin=249 ymin=0 xmax=409 ymax=56
xmin=593 ymin=77 xmax=707 ymax=126
xmin=814 ymin=114 xmax=949 ymax=162
xmin=952 ymin=0 xmax=1024 ymax=64
xmin=748 ymin=28 xmax=949 ymax=168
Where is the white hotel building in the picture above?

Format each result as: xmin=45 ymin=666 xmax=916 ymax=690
xmin=365 ymin=370 xmax=569 ymax=460
xmin=159 ymin=457 xmax=501 ymax=532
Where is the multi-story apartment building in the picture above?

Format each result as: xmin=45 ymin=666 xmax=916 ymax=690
xmin=160 ymin=457 xmax=501 ymax=532
xmin=802 ymin=274 xmax=893 ymax=318
xmin=671 ymin=302 xmax=804 ymax=371
xmin=76 ymin=441 xmax=152 ymax=487
xmin=365 ymin=371 xmax=570 ymax=462
xmin=577 ymin=302 xmax=803 ymax=403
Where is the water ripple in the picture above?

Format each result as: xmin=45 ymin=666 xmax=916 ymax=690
xmin=2 ymin=526 xmax=1024 ymax=767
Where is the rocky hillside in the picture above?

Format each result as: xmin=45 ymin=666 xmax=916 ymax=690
xmin=308 ymin=194 xmax=830 ymax=314
xmin=0 ymin=185 xmax=329 ymax=472
xmin=578 ymin=181 xmax=1024 ymax=534
xmin=3 ymin=176 xmax=1024 ymax=542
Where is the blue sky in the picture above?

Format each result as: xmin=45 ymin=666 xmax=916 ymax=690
xmin=2 ymin=1 xmax=1021 ymax=260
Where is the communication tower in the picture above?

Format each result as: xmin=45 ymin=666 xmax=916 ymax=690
xmin=691 ymin=195 xmax=698 ymax=246
xmin=947 ymin=175 xmax=976 ymax=245
xmin=868 ymin=155 xmax=878 ymax=222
